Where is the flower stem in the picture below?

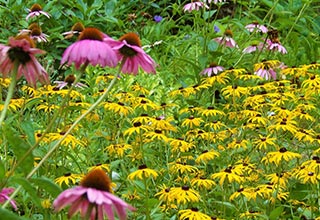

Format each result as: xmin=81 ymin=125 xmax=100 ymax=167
xmin=2 ymin=65 xmax=119 ymax=209
xmin=0 ymin=61 xmax=19 ymax=128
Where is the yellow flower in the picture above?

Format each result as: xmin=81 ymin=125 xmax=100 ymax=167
xmin=268 ymin=117 xmax=298 ymax=135
xmin=104 ymin=101 xmax=133 ymax=116
xmin=54 ymin=173 xmax=83 ymax=186
xmin=266 ymin=172 xmax=290 ymax=188
xmin=229 ymin=187 xmax=255 ymax=201
xmin=211 ymin=167 xmax=244 ymax=186
xmin=155 ymin=185 xmax=173 ymax=203
xmin=149 ymin=116 xmax=177 ymax=132
xmin=261 ymin=147 xmax=301 ymax=165
xmin=169 ymin=162 xmax=198 ymax=175
xmin=202 ymin=71 xmax=230 ymax=86
xmin=181 ymin=115 xmax=203 ymax=128
xmin=41 ymin=199 xmax=51 ymax=209
xmin=169 ymin=86 xmax=196 ymax=98
xmin=47 ymin=132 xmax=85 ymax=148
xmin=191 ymin=177 xmax=216 ymax=190
xmin=179 ymin=208 xmax=211 ymax=220
xmin=132 ymin=114 xmax=153 ymax=124
xmin=123 ymin=121 xmax=150 ymax=136
xmin=253 ymin=134 xmax=277 ymax=150
xmin=127 ymin=164 xmax=158 ymax=180
xmin=169 ymin=138 xmax=195 ymax=153
xmin=105 ymin=143 xmax=132 ymax=157
xmin=0 ymin=78 xmax=11 ymax=87
xmin=301 ymin=74 xmax=320 ymax=88
xmin=170 ymin=186 xmax=200 ymax=205
xmin=227 ymin=139 xmax=249 ymax=150
xmin=221 ymin=85 xmax=249 ymax=99
xmin=144 ymin=129 xmax=169 ymax=142
xmin=204 ymin=120 xmax=226 ymax=130
xmin=122 ymin=190 xmax=141 ymax=201
xmin=199 ymin=106 xmax=225 ymax=117
xmin=36 ymin=103 xmax=59 ymax=113
xmin=87 ymin=163 xmax=110 ymax=173
xmin=131 ymin=95 xmax=159 ymax=111
xmin=195 ymin=150 xmax=220 ymax=164
xmin=130 ymin=83 xmax=150 ymax=95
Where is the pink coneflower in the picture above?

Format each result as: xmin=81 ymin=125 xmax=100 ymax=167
xmin=53 ymin=169 xmax=135 ymax=220
xmin=266 ymin=39 xmax=287 ymax=54
xmin=214 ymin=29 xmax=238 ymax=48
xmin=19 ymin=23 xmax=49 ymax=43
xmin=61 ymin=27 xmax=118 ymax=69
xmin=0 ymin=35 xmax=49 ymax=88
xmin=254 ymin=68 xmax=277 ymax=80
xmin=26 ymin=3 xmax=50 ymax=20
xmin=245 ymin=22 xmax=268 ymax=33
xmin=200 ymin=62 xmax=224 ymax=76
xmin=0 ymin=188 xmax=17 ymax=210
xmin=242 ymin=43 xmax=264 ymax=54
xmin=105 ymin=32 xmax=157 ymax=74
xmin=54 ymin=74 xmax=87 ymax=89
xmin=62 ymin=22 xmax=85 ymax=39
xmin=183 ymin=1 xmax=209 ymax=12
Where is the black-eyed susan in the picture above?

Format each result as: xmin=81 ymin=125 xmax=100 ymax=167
xmin=202 ymin=71 xmax=230 ymax=86
xmin=122 ymin=190 xmax=141 ymax=201
xmin=169 ymin=162 xmax=198 ymax=175
xmin=200 ymin=106 xmax=225 ymax=117
xmin=131 ymin=95 xmax=159 ymax=111
xmin=130 ymin=83 xmax=150 ymax=95
xmin=113 ymin=91 xmax=134 ymax=103
xmin=211 ymin=167 xmax=244 ymax=186
xmin=169 ymin=138 xmax=195 ymax=153
xmin=131 ymin=113 xmax=153 ymax=124
xmin=179 ymin=208 xmax=211 ymax=220
xmin=301 ymin=74 xmax=320 ymax=88
xmin=195 ymin=150 xmax=220 ymax=164
xmin=261 ymin=147 xmax=301 ymax=166
xmin=144 ymin=129 xmax=169 ymax=143
xmin=227 ymin=139 xmax=250 ymax=150
xmin=169 ymin=86 xmax=196 ymax=98
xmin=170 ymin=186 xmax=200 ymax=205
xmin=268 ymin=117 xmax=298 ymax=135
xmin=266 ymin=172 xmax=290 ymax=188
xmin=253 ymin=134 xmax=277 ymax=150
xmin=104 ymin=101 xmax=133 ymax=116
xmin=123 ymin=121 xmax=149 ymax=136
xmin=229 ymin=187 xmax=255 ymax=201
xmin=181 ymin=115 xmax=203 ymax=128
xmin=149 ymin=116 xmax=177 ymax=132
xmin=105 ymin=143 xmax=132 ymax=158
xmin=191 ymin=177 xmax=216 ymax=190
xmin=54 ymin=173 xmax=83 ymax=186
xmin=47 ymin=131 xmax=85 ymax=148
xmin=127 ymin=164 xmax=158 ymax=180
xmin=221 ymin=85 xmax=249 ymax=99
xmin=36 ymin=102 xmax=59 ymax=113
xmin=155 ymin=185 xmax=173 ymax=203
xmin=239 ymin=211 xmax=264 ymax=219
xmin=88 ymin=163 xmax=110 ymax=173
xmin=294 ymin=129 xmax=315 ymax=143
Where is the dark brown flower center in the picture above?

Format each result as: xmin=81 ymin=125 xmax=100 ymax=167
xmin=119 ymin=32 xmax=141 ymax=57
xmin=30 ymin=3 xmax=42 ymax=12
xmin=64 ymin=74 xmax=76 ymax=85
xmin=80 ymin=169 xmax=112 ymax=192
xmin=138 ymin=164 xmax=147 ymax=169
xmin=78 ymin=28 xmax=103 ymax=41
xmin=72 ymin=22 xmax=85 ymax=32
xmin=8 ymin=46 xmax=31 ymax=64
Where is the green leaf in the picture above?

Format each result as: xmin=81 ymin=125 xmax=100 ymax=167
xmin=269 ymin=206 xmax=284 ymax=220
xmin=3 ymin=126 xmax=34 ymax=175
xmin=0 ymin=207 xmax=27 ymax=220
xmin=30 ymin=177 xmax=62 ymax=198
xmin=21 ymin=121 xmax=35 ymax=146
xmin=11 ymin=177 xmax=41 ymax=207
xmin=0 ymin=160 xmax=5 ymax=179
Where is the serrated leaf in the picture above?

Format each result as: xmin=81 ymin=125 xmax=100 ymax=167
xmin=11 ymin=177 xmax=41 ymax=207
xmin=4 ymin=126 xmax=34 ymax=175
xmin=30 ymin=177 xmax=62 ymax=198
xmin=0 ymin=207 xmax=27 ymax=220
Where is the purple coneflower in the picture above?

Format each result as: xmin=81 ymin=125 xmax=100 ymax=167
xmin=0 ymin=188 xmax=17 ymax=210
xmin=26 ymin=3 xmax=50 ymax=20
xmin=53 ymin=169 xmax=135 ymax=220
xmin=266 ymin=39 xmax=287 ymax=54
xmin=105 ymin=32 xmax=157 ymax=74
xmin=0 ymin=35 xmax=49 ymax=88
xmin=214 ymin=29 xmax=238 ymax=48
xmin=245 ymin=22 xmax=268 ymax=33
xmin=183 ymin=1 xmax=209 ymax=12
xmin=200 ymin=63 xmax=224 ymax=76
xmin=254 ymin=68 xmax=277 ymax=80
xmin=61 ymin=27 xmax=118 ymax=69
xmin=19 ymin=23 xmax=49 ymax=43
xmin=242 ymin=43 xmax=264 ymax=54
xmin=62 ymin=22 xmax=85 ymax=39
xmin=54 ymin=74 xmax=87 ymax=90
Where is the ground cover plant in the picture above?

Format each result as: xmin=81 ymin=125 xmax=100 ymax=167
xmin=0 ymin=0 xmax=320 ymax=219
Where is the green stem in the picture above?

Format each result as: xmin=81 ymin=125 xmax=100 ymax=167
xmin=0 ymin=61 xmax=19 ymax=128
xmin=2 ymin=64 xmax=119 ymax=209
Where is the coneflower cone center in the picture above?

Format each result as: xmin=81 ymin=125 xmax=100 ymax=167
xmin=8 ymin=47 xmax=31 ymax=64
xmin=78 ymin=28 xmax=103 ymax=41
xmin=80 ymin=169 xmax=112 ymax=192
xmin=30 ymin=3 xmax=42 ymax=12
xmin=119 ymin=46 xmax=138 ymax=57
xmin=119 ymin=32 xmax=141 ymax=57
xmin=64 ymin=74 xmax=76 ymax=86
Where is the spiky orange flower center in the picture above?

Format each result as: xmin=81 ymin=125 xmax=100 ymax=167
xmin=8 ymin=35 xmax=34 ymax=64
xmin=30 ymin=3 xmax=43 ymax=12
xmin=64 ymin=74 xmax=76 ymax=85
xmin=72 ymin=22 xmax=85 ymax=33
xmin=80 ymin=169 xmax=112 ymax=192
xmin=78 ymin=27 xmax=103 ymax=41
xmin=224 ymin=29 xmax=233 ymax=37
xmin=29 ymin=24 xmax=42 ymax=36
xmin=209 ymin=62 xmax=218 ymax=68
xmin=119 ymin=32 xmax=141 ymax=57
